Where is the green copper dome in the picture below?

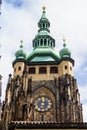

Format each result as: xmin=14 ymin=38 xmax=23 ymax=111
xmin=59 ymin=39 xmax=71 ymax=58
xmin=26 ymin=46 xmax=59 ymax=64
xmin=12 ymin=41 xmax=26 ymax=67
xmin=15 ymin=43 xmax=26 ymax=59
xmin=12 ymin=8 xmax=74 ymax=67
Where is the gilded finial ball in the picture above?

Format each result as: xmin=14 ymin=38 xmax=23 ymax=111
xmin=63 ymin=38 xmax=66 ymax=43
xmin=42 ymin=6 xmax=46 ymax=11
xmin=20 ymin=40 xmax=23 ymax=44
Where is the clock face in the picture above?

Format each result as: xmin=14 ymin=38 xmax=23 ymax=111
xmin=34 ymin=96 xmax=52 ymax=112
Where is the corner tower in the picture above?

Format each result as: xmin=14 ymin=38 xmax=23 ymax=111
xmin=59 ymin=38 xmax=74 ymax=76
xmin=12 ymin=40 xmax=26 ymax=77
xmin=2 ymin=7 xmax=83 ymax=127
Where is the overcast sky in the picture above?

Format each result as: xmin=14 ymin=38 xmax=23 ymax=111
xmin=0 ymin=0 xmax=87 ymax=122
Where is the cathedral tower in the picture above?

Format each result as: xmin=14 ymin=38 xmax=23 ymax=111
xmin=2 ymin=7 xmax=83 ymax=127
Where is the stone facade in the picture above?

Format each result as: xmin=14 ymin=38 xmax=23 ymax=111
xmin=1 ymin=7 xmax=83 ymax=130
xmin=1 ymin=73 xmax=83 ymax=124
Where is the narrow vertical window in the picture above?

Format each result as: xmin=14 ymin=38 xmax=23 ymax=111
xmin=18 ymin=66 xmax=21 ymax=71
xmin=44 ymin=39 xmax=46 ymax=45
xmin=65 ymin=65 xmax=67 ymax=69
xmin=41 ymin=39 xmax=43 ymax=45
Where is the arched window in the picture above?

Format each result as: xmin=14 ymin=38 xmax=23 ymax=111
xmin=50 ymin=66 xmax=58 ymax=73
xmin=28 ymin=67 xmax=36 ymax=74
xmin=41 ymin=39 xmax=43 ymax=45
xmin=65 ymin=65 xmax=67 ymax=69
xmin=44 ymin=39 xmax=46 ymax=45
xmin=51 ymin=42 xmax=52 ymax=47
xmin=39 ymin=67 xmax=47 ymax=74
xmin=18 ymin=66 xmax=21 ymax=71
xmin=43 ymin=23 xmax=45 ymax=28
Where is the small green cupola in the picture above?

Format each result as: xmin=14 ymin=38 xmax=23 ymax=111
xmin=59 ymin=38 xmax=71 ymax=58
xmin=32 ymin=7 xmax=55 ymax=49
xmin=15 ymin=40 xmax=26 ymax=59
xmin=12 ymin=40 xmax=26 ymax=67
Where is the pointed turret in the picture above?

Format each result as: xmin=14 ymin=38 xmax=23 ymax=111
xmin=38 ymin=6 xmax=50 ymax=33
xmin=58 ymin=38 xmax=74 ymax=76
xmin=27 ymin=7 xmax=59 ymax=65
xmin=15 ymin=40 xmax=26 ymax=60
xmin=12 ymin=41 xmax=26 ymax=77
xmin=13 ymin=40 xmax=26 ymax=67
xmin=59 ymin=38 xmax=71 ymax=58
xmin=32 ymin=7 xmax=55 ymax=49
